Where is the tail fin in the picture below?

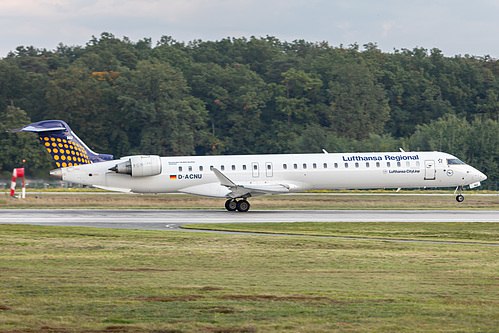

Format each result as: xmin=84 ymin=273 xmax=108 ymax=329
xmin=9 ymin=120 xmax=113 ymax=167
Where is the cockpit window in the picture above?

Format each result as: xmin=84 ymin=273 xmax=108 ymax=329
xmin=447 ymin=158 xmax=466 ymax=165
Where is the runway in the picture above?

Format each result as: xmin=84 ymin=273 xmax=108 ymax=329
xmin=0 ymin=209 xmax=497 ymax=231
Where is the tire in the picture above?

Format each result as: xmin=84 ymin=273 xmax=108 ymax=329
xmin=225 ymin=199 xmax=237 ymax=211
xmin=236 ymin=200 xmax=250 ymax=212
xmin=456 ymin=195 xmax=465 ymax=202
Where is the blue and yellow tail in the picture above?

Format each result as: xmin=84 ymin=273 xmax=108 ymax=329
xmin=9 ymin=120 xmax=113 ymax=167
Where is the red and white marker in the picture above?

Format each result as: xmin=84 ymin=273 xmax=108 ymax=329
xmin=10 ymin=168 xmax=25 ymax=198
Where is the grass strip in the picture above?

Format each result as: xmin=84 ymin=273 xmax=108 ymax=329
xmin=1 ymin=193 xmax=498 ymax=210
xmin=1 ymin=224 xmax=498 ymax=332
xmin=182 ymin=222 xmax=499 ymax=244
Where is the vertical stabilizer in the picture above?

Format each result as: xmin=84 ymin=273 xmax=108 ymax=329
xmin=9 ymin=120 xmax=113 ymax=167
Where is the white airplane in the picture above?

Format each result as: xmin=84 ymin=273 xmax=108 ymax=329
xmin=11 ymin=120 xmax=487 ymax=212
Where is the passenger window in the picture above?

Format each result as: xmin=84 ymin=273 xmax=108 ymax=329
xmin=313 ymin=163 xmax=317 ymax=169
xmin=355 ymin=163 xmax=359 ymax=168
xmin=199 ymin=166 xmax=204 ymax=171
xmin=334 ymin=163 xmax=338 ymax=168
xmin=232 ymin=165 xmax=236 ymax=171
xmin=267 ymin=164 xmax=271 ymax=170
xmin=344 ymin=163 xmax=349 ymax=168
xmin=323 ymin=163 xmax=327 ymax=168
xmin=243 ymin=165 xmax=247 ymax=170
xmin=283 ymin=164 xmax=287 ymax=170
xmin=397 ymin=162 xmax=401 ymax=167
xmin=406 ymin=161 xmax=410 ymax=167
xmin=221 ymin=165 xmax=225 ymax=171
xmin=188 ymin=166 xmax=192 ymax=172
xmin=376 ymin=162 xmax=380 ymax=168
xmin=387 ymin=162 xmax=391 ymax=167
xmin=294 ymin=164 xmax=298 ymax=169
xmin=253 ymin=164 xmax=257 ymax=170
xmin=179 ymin=166 xmax=182 ymax=172
xmin=303 ymin=163 xmax=307 ymax=169
xmin=366 ymin=162 xmax=370 ymax=168
xmin=416 ymin=161 xmax=420 ymax=167
xmin=210 ymin=166 xmax=213 ymax=170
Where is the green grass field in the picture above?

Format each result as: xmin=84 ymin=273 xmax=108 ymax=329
xmin=1 ymin=192 xmax=498 ymax=210
xmin=1 ymin=223 xmax=498 ymax=332
xmin=182 ymin=222 xmax=499 ymax=244
xmin=1 ymin=193 xmax=498 ymax=332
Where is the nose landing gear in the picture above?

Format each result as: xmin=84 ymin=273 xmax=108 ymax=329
xmin=225 ymin=199 xmax=251 ymax=212
xmin=455 ymin=186 xmax=465 ymax=202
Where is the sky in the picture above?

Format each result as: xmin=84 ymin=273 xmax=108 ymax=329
xmin=1 ymin=0 xmax=499 ymax=59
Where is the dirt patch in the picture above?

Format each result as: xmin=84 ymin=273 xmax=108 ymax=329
xmin=200 ymin=286 xmax=223 ymax=291
xmin=219 ymin=294 xmax=394 ymax=304
xmin=0 ymin=304 xmax=12 ymax=310
xmin=203 ymin=327 xmax=257 ymax=333
xmin=108 ymin=268 xmax=177 ymax=272
xmin=0 ymin=267 xmax=20 ymax=271
xmin=130 ymin=295 xmax=204 ymax=302
xmin=129 ymin=294 xmax=394 ymax=304
xmin=199 ymin=306 xmax=242 ymax=314
xmin=219 ymin=294 xmax=345 ymax=303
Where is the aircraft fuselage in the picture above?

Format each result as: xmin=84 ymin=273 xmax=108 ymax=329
xmin=54 ymin=151 xmax=486 ymax=197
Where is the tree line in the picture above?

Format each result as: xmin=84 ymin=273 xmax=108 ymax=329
xmin=0 ymin=33 xmax=497 ymax=188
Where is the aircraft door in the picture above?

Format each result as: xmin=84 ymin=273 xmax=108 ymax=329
xmin=424 ymin=160 xmax=436 ymax=180
xmin=252 ymin=162 xmax=259 ymax=178
xmin=265 ymin=162 xmax=273 ymax=177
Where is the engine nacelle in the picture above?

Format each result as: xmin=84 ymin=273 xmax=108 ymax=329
xmin=109 ymin=155 xmax=162 ymax=177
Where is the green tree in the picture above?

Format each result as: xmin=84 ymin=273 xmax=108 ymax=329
xmin=43 ymin=64 xmax=127 ymax=156
xmin=467 ymin=117 xmax=499 ymax=188
xmin=0 ymin=61 xmax=26 ymax=111
xmin=186 ymin=62 xmax=269 ymax=154
xmin=410 ymin=114 xmax=498 ymax=189
xmin=327 ymin=62 xmax=390 ymax=139
xmin=1 ymin=34 xmax=498 ymax=183
xmin=409 ymin=114 xmax=470 ymax=158
xmin=117 ymin=60 xmax=212 ymax=156
xmin=0 ymin=105 xmax=52 ymax=175
xmin=274 ymin=68 xmax=322 ymax=125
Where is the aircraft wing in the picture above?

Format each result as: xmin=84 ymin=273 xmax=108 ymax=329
xmin=212 ymin=168 xmax=291 ymax=198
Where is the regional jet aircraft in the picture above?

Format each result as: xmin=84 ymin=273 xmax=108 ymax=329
xmin=10 ymin=120 xmax=487 ymax=212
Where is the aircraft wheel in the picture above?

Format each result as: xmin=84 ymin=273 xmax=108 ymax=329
xmin=456 ymin=194 xmax=465 ymax=202
xmin=236 ymin=200 xmax=250 ymax=212
xmin=225 ymin=199 xmax=237 ymax=211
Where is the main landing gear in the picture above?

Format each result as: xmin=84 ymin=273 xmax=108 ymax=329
xmin=225 ymin=199 xmax=251 ymax=212
xmin=455 ymin=185 xmax=465 ymax=202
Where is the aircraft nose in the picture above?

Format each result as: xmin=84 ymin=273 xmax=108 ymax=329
xmin=470 ymin=168 xmax=487 ymax=182
xmin=477 ymin=170 xmax=487 ymax=182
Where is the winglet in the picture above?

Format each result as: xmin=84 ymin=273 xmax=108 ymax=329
xmin=212 ymin=168 xmax=236 ymax=187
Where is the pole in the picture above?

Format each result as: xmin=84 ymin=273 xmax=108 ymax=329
xmin=22 ymin=173 xmax=26 ymax=199
xmin=22 ymin=159 xmax=26 ymax=199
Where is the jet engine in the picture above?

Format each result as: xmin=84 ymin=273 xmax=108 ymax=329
xmin=109 ymin=155 xmax=162 ymax=177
